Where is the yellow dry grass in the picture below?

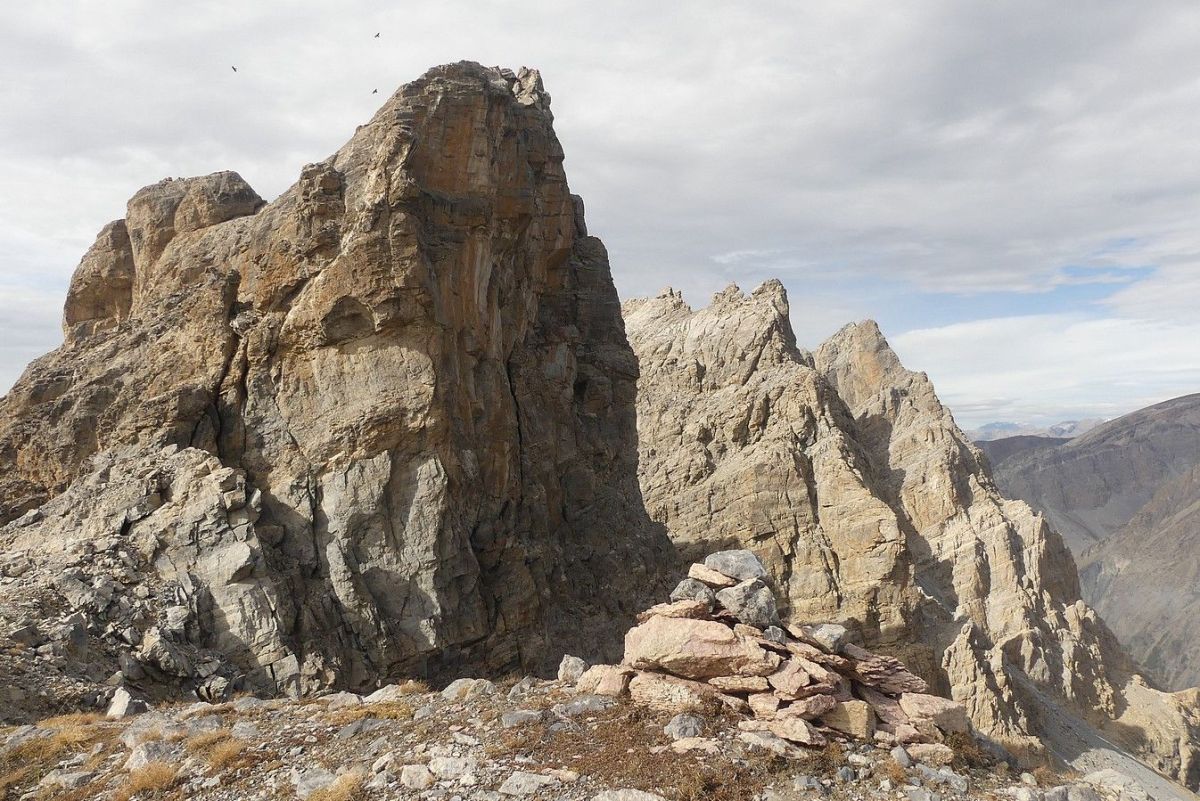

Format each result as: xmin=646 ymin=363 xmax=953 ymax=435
xmin=113 ymin=761 xmax=178 ymax=801
xmin=306 ymin=772 xmax=366 ymax=801
xmin=321 ymin=700 xmax=413 ymax=726
xmin=0 ymin=713 xmax=116 ymax=797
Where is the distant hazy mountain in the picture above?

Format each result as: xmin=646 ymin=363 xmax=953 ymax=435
xmin=969 ymin=418 xmax=1105 ymax=441
xmin=985 ymin=393 xmax=1200 ymax=689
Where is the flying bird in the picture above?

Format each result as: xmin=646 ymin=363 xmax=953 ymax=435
xmin=372 ymin=89 xmax=378 ymax=94
xmin=374 ymin=32 xmax=380 ymax=38
xmin=231 ymin=66 xmax=237 ymax=72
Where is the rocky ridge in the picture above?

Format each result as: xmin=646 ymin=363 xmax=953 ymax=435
xmin=623 ymin=284 xmax=1200 ymax=790
xmin=0 ymin=61 xmax=672 ymax=716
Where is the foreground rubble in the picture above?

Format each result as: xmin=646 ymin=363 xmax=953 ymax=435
xmin=0 ymin=551 xmax=1162 ymax=801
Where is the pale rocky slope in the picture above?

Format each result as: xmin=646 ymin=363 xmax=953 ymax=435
xmin=984 ymin=395 xmax=1200 ymax=690
xmin=985 ymin=394 xmax=1200 ymax=556
xmin=624 ymin=284 xmax=1200 ymax=790
xmin=0 ymin=61 xmax=673 ymax=719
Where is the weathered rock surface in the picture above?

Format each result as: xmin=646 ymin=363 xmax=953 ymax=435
xmin=983 ymin=394 xmax=1200 ymax=691
xmin=624 ymin=284 xmax=1200 ymax=789
xmin=0 ymin=61 xmax=672 ymax=719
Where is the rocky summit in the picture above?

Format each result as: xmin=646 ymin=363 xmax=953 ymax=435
xmin=0 ymin=61 xmax=673 ymax=721
xmin=624 ymin=283 xmax=1200 ymax=791
xmin=2 ymin=60 xmax=1200 ymax=801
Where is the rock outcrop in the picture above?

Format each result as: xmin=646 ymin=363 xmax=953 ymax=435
xmin=0 ymin=62 xmax=672 ymax=717
xmin=983 ymin=394 xmax=1200 ymax=691
xmin=624 ymin=284 xmax=1200 ymax=789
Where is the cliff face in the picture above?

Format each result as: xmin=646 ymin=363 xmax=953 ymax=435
xmin=985 ymin=394 xmax=1200 ymax=690
xmin=625 ymin=284 xmax=1200 ymax=789
xmin=0 ymin=62 xmax=671 ymax=718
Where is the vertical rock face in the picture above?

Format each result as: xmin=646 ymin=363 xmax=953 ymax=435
xmin=0 ymin=62 xmax=671 ymax=713
xmin=625 ymin=283 xmax=1200 ymax=789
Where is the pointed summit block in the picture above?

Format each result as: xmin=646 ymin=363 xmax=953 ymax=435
xmin=0 ymin=63 xmax=671 ymax=719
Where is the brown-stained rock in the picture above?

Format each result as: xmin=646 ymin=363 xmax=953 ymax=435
xmin=767 ymin=659 xmax=811 ymax=699
xmin=708 ymin=675 xmax=770 ymax=694
xmin=820 ymin=699 xmax=875 ymax=740
xmin=576 ymin=665 xmax=633 ymax=697
xmin=0 ymin=62 xmax=674 ymax=709
xmin=623 ymin=616 xmax=778 ymax=680
xmin=778 ymin=694 xmax=837 ymax=720
xmin=899 ymin=693 xmax=970 ymax=735
xmin=767 ymin=716 xmax=827 ymax=747
xmin=628 ymin=672 xmax=718 ymax=714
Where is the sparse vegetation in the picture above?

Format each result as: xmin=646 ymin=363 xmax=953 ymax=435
xmin=946 ymin=730 xmax=995 ymax=771
xmin=321 ymin=700 xmax=413 ymax=725
xmin=306 ymin=771 xmax=366 ymax=801
xmin=0 ymin=713 xmax=115 ymax=797
xmin=113 ymin=761 xmax=178 ymax=801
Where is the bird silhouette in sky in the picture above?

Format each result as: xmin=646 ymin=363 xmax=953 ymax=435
xmin=231 ymin=66 xmax=237 ymax=72
xmin=374 ymin=32 xmax=380 ymax=38
xmin=372 ymin=89 xmax=378 ymax=94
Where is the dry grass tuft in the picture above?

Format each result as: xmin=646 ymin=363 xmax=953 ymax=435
xmin=208 ymin=738 xmax=249 ymax=771
xmin=885 ymin=758 xmax=909 ymax=785
xmin=307 ymin=772 xmax=366 ymax=801
xmin=946 ymin=731 xmax=995 ymax=771
xmin=0 ymin=714 xmax=116 ymax=796
xmin=805 ymin=742 xmax=846 ymax=778
xmin=113 ymin=761 xmax=178 ymax=801
xmin=185 ymin=730 xmax=231 ymax=754
xmin=182 ymin=729 xmax=250 ymax=773
xmin=322 ymin=701 xmax=412 ymax=725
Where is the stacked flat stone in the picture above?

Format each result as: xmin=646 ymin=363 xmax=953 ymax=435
xmin=575 ymin=549 xmax=970 ymax=758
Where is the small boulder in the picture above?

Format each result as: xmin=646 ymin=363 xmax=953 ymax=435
xmin=767 ymin=715 xmax=827 ymax=746
xmin=499 ymin=771 xmax=559 ymax=796
xmin=557 ymin=654 xmax=588 ymax=683
xmin=704 ymin=550 xmax=768 ymax=582
xmin=688 ymin=563 xmax=737 ymax=588
xmin=106 ymin=687 xmax=148 ymax=719
xmin=804 ymin=623 xmax=848 ymax=653
xmin=624 ymin=615 xmax=778 ymax=680
xmin=820 ymin=699 xmax=875 ymax=740
xmin=501 ymin=710 xmax=545 ymax=728
xmin=898 ymin=693 xmax=970 ymax=735
xmin=629 ymin=672 xmax=717 ymax=714
xmin=907 ymin=742 xmax=955 ymax=766
xmin=779 ymin=693 xmax=837 ymax=720
xmin=664 ymin=713 xmax=705 ymax=740
xmin=576 ymin=664 xmax=633 ymax=697
xmin=670 ymin=578 xmax=717 ymax=607
xmin=440 ymin=678 xmax=496 ymax=702
xmin=715 ymin=579 xmax=778 ymax=629
xmin=400 ymin=764 xmax=435 ymax=790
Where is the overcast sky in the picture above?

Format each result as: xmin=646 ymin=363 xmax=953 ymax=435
xmin=3 ymin=1 xmax=1200 ymax=429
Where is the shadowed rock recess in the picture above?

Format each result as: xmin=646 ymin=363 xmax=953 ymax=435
xmin=624 ymin=283 xmax=1200 ymax=790
xmin=0 ymin=62 xmax=673 ymax=714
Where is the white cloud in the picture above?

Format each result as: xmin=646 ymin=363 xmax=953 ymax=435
xmin=3 ymin=0 xmax=1200 ymax=421
xmin=891 ymin=314 xmax=1200 ymax=428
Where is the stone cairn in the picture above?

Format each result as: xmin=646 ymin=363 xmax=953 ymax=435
xmin=572 ymin=549 xmax=971 ymax=763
